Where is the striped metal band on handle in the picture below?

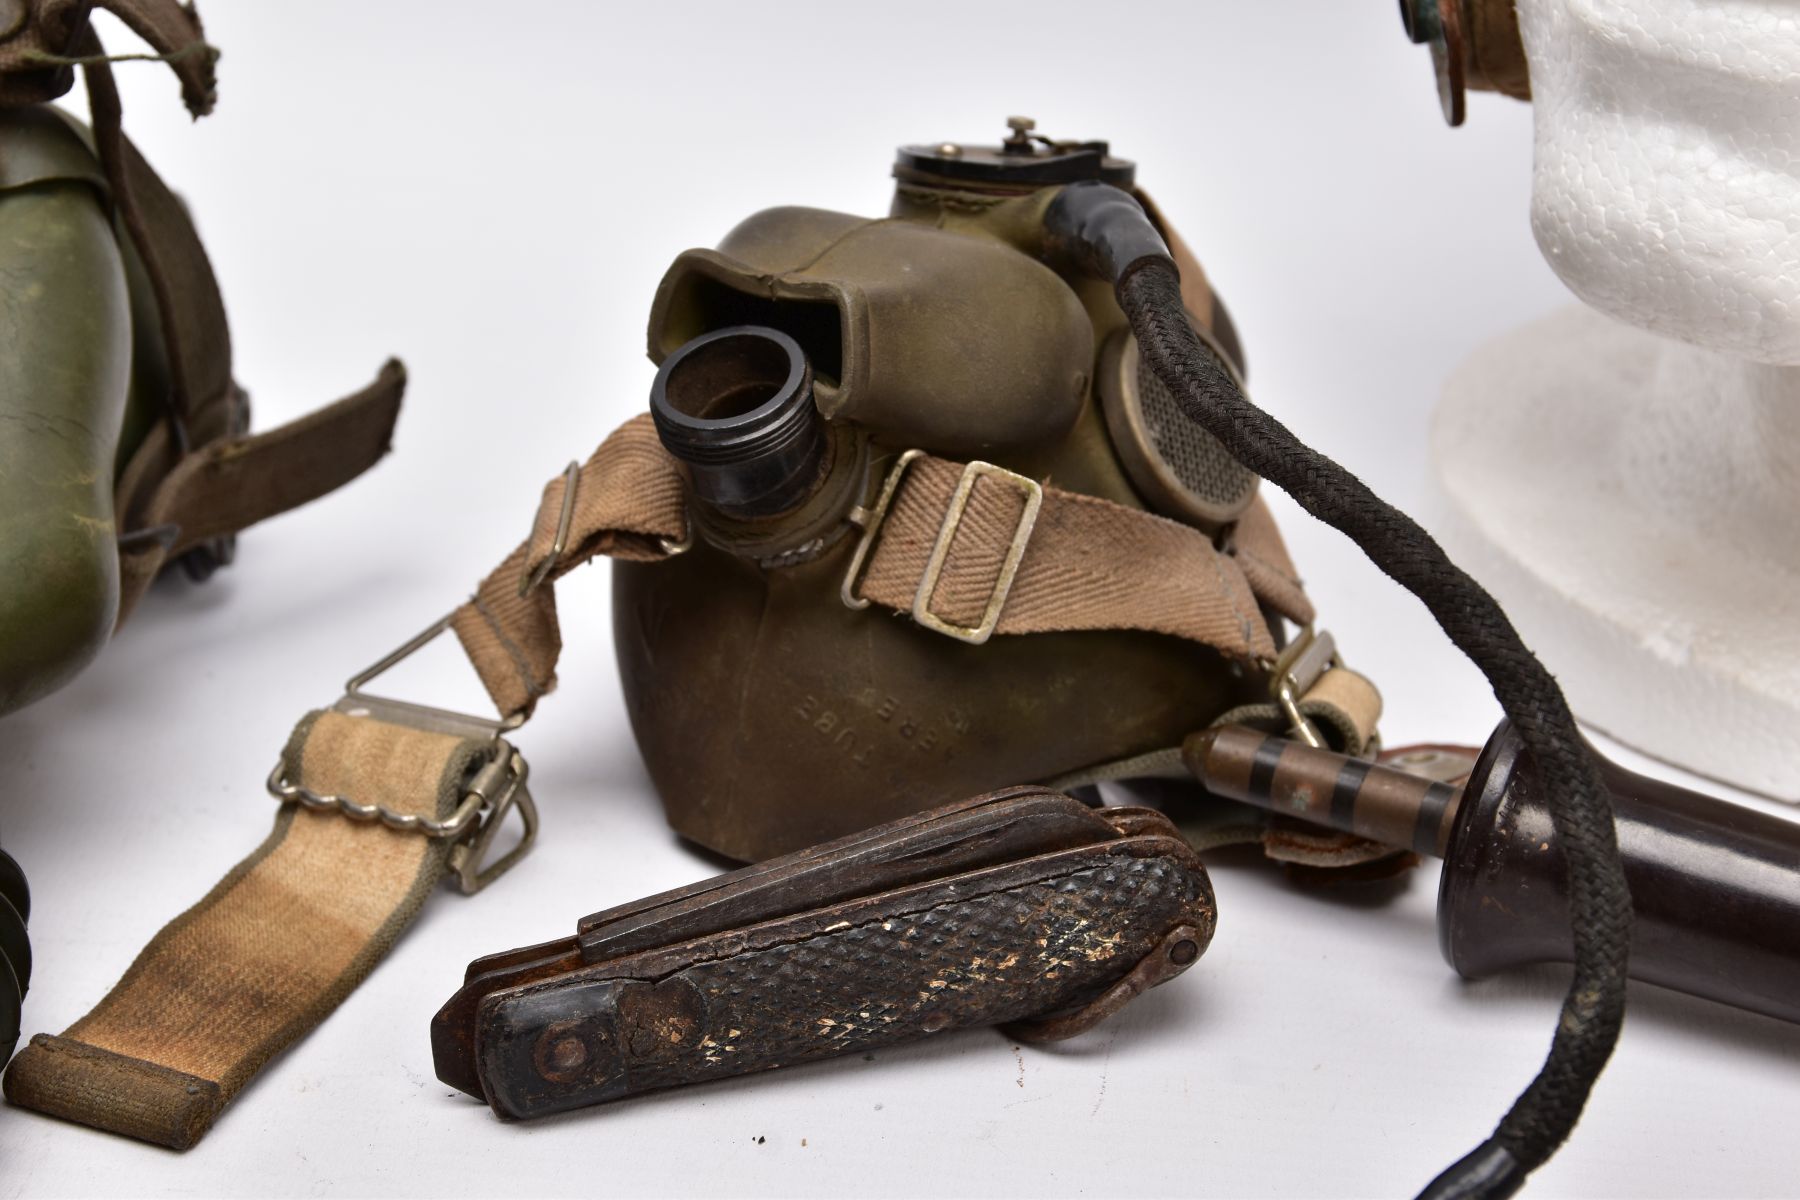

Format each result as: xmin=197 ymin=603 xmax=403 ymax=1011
xmin=1184 ymin=724 xmax=1463 ymax=858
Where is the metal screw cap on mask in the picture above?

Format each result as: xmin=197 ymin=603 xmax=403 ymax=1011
xmin=649 ymin=325 xmax=825 ymax=520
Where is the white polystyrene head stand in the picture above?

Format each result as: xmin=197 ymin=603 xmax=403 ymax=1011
xmin=1525 ymin=0 xmax=1800 ymax=362
xmin=1430 ymin=0 xmax=1800 ymax=798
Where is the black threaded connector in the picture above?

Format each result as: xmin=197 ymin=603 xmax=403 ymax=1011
xmin=650 ymin=326 xmax=825 ymax=519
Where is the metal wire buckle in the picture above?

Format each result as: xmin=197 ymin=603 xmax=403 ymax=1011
xmin=1270 ymin=626 xmax=1338 ymax=749
xmin=839 ymin=453 xmax=1043 ymax=646
xmin=840 ymin=449 xmax=926 ymax=610
xmin=913 ymin=461 xmax=1042 ymax=645
xmin=519 ymin=462 xmax=582 ymax=597
xmin=265 ymin=614 xmax=539 ymax=895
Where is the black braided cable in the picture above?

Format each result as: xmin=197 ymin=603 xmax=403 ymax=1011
xmin=1118 ymin=260 xmax=1632 ymax=1198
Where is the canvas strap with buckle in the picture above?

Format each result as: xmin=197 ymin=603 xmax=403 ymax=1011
xmin=2 ymin=700 xmax=532 ymax=1148
xmin=4 ymin=412 xmax=1327 ymax=1147
xmin=452 ymin=415 xmax=1315 ymax=717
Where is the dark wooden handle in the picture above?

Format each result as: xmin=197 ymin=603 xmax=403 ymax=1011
xmin=1440 ymin=723 xmax=1800 ymax=1024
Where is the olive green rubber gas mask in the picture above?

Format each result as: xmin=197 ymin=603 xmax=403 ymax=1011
xmin=610 ymin=126 xmax=1381 ymax=862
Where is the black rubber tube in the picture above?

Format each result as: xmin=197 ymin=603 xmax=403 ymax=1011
xmin=1046 ymin=182 xmax=1633 ymax=1198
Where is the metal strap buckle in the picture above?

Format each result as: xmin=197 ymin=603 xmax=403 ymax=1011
xmin=1270 ymin=626 xmax=1338 ymax=749
xmin=518 ymin=459 xmax=690 ymax=598
xmin=840 ymin=453 xmax=1044 ymax=646
xmin=519 ymin=461 xmax=582 ymax=597
xmin=914 ymin=461 xmax=1043 ymax=644
xmin=266 ymin=614 xmax=540 ymax=895
xmin=840 ymin=449 xmax=926 ymax=611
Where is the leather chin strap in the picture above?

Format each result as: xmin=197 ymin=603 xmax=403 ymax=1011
xmin=3 ymin=413 xmax=1348 ymax=1148
xmin=112 ymin=362 xmax=408 ymax=623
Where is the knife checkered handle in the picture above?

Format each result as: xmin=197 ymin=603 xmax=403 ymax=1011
xmin=472 ymin=837 xmax=1211 ymax=1120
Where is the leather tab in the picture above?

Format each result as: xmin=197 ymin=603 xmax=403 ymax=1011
xmin=143 ymin=360 xmax=406 ymax=553
xmin=4 ymin=1034 xmax=224 ymax=1151
xmin=113 ymin=361 xmax=406 ymax=622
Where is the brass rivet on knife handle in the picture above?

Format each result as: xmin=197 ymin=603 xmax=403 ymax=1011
xmin=1185 ymin=724 xmax=1463 ymax=857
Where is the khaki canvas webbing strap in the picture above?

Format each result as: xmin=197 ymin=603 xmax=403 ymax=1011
xmin=451 ymin=419 xmax=1299 ymax=718
xmin=3 ymin=711 xmax=488 ymax=1148
xmin=1232 ymin=495 xmax=1315 ymax=628
xmin=113 ymin=361 xmax=407 ymax=623
xmin=854 ymin=454 xmax=1275 ymax=654
xmin=449 ymin=416 xmax=690 ymax=716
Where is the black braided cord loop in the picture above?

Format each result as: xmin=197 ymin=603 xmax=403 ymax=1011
xmin=1118 ymin=261 xmax=1632 ymax=1197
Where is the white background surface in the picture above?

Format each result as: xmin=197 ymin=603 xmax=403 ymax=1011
xmin=3 ymin=3 xmax=1797 ymax=1197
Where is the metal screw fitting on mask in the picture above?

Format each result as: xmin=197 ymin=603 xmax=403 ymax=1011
xmin=650 ymin=325 xmax=826 ymax=519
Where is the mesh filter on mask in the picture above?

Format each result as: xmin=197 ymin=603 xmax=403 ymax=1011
xmin=1100 ymin=325 xmax=1258 ymax=530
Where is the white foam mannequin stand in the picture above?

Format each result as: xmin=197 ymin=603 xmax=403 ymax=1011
xmin=1431 ymin=0 xmax=1800 ymax=799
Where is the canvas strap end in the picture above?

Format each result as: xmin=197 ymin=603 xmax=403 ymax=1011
xmin=139 ymin=359 xmax=406 ymax=556
xmin=114 ymin=360 xmax=406 ymax=625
